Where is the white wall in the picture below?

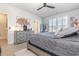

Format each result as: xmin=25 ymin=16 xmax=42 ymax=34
xmin=0 ymin=4 xmax=41 ymax=44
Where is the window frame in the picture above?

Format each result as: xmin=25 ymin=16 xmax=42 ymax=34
xmin=48 ymin=16 xmax=68 ymax=32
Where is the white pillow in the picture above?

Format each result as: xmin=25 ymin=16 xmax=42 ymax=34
xmin=55 ymin=27 xmax=79 ymax=38
xmin=55 ymin=27 xmax=63 ymax=35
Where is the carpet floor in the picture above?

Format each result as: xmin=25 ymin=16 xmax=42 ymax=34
xmin=9 ymin=42 xmax=36 ymax=56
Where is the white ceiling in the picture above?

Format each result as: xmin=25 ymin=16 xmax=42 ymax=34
xmin=11 ymin=3 xmax=79 ymax=17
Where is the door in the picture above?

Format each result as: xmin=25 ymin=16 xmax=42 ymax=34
xmin=0 ymin=13 xmax=7 ymax=39
xmin=30 ymin=20 xmax=40 ymax=33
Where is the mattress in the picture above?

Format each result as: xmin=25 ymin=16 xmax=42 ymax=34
xmin=29 ymin=32 xmax=79 ymax=56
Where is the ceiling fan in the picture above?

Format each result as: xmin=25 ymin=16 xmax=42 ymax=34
xmin=37 ymin=3 xmax=55 ymax=11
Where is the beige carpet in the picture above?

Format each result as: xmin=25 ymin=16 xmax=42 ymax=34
xmin=9 ymin=42 xmax=36 ymax=56
xmin=15 ymin=48 xmax=36 ymax=56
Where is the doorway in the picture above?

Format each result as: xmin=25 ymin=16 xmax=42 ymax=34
xmin=0 ymin=13 xmax=8 ymax=46
xmin=31 ymin=20 xmax=40 ymax=33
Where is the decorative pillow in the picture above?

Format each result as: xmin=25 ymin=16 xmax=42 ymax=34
xmin=55 ymin=27 xmax=79 ymax=38
xmin=55 ymin=27 xmax=63 ymax=35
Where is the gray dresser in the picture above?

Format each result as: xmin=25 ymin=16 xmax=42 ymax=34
xmin=14 ymin=31 xmax=31 ymax=44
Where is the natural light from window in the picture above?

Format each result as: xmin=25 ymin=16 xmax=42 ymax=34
xmin=49 ymin=16 xmax=68 ymax=32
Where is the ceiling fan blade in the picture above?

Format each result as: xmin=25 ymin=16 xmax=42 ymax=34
xmin=46 ymin=5 xmax=55 ymax=8
xmin=37 ymin=6 xmax=44 ymax=10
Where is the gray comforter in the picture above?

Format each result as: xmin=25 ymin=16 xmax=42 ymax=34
xmin=29 ymin=32 xmax=79 ymax=56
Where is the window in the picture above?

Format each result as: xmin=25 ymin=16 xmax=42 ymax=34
xmin=57 ymin=17 xmax=63 ymax=29
xmin=49 ymin=18 xmax=53 ymax=32
xmin=48 ymin=16 xmax=68 ymax=32
xmin=52 ymin=18 xmax=57 ymax=32
xmin=63 ymin=16 xmax=68 ymax=28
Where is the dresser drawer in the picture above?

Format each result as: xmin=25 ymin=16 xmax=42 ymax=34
xmin=16 ymin=32 xmax=26 ymax=35
xmin=14 ymin=31 xmax=31 ymax=44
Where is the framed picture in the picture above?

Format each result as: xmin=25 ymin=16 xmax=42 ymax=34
xmin=15 ymin=16 xmax=28 ymax=31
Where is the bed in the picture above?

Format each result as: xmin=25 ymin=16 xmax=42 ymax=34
xmin=27 ymin=32 xmax=79 ymax=56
